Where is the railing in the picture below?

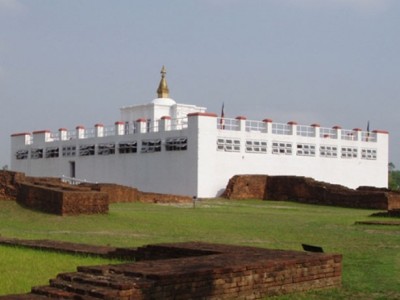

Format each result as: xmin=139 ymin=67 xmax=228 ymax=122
xmin=320 ymin=127 xmax=337 ymax=139
xmin=297 ymin=125 xmax=315 ymax=137
xmin=272 ymin=123 xmax=291 ymax=135
xmin=61 ymin=175 xmax=97 ymax=185
xmin=361 ymin=131 xmax=377 ymax=142
xmin=104 ymin=125 xmax=115 ymax=137
xmin=217 ymin=118 xmax=240 ymax=131
xmin=341 ymin=129 xmax=357 ymax=141
xmin=246 ymin=120 xmax=267 ymax=132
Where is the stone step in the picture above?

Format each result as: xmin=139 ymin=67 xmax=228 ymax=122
xmin=31 ymin=285 xmax=78 ymax=299
xmin=0 ymin=293 xmax=50 ymax=299
xmin=49 ymin=278 xmax=137 ymax=299
xmin=57 ymin=271 xmax=153 ymax=290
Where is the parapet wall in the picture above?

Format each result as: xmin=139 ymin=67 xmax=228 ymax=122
xmin=223 ymin=175 xmax=400 ymax=210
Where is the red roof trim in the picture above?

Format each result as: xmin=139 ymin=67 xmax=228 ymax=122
xmin=235 ymin=116 xmax=247 ymax=120
xmin=332 ymin=125 xmax=342 ymax=130
xmin=32 ymin=130 xmax=51 ymax=134
xmin=114 ymin=121 xmax=124 ymax=125
xmin=76 ymin=126 xmax=85 ymax=130
xmin=187 ymin=112 xmax=218 ymax=117
xmin=161 ymin=116 xmax=172 ymax=120
xmin=262 ymin=118 xmax=273 ymax=123
xmin=287 ymin=121 xmax=297 ymax=125
xmin=58 ymin=128 xmax=68 ymax=131
xmin=136 ymin=118 xmax=147 ymax=122
xmin=311 ymin=123 xmax=320 ymax=127
xmin=95 ymin=123 xmax=104 ymax=127
xmin=11 ymin=132 xmax=31 ymax=137
xmin=352 ymin=128 xmax=362 ymax=131
xmin=372 ymin=130 xmax=389 ymax=134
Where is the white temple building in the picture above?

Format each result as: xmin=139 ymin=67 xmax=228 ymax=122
xmin=11 ymin=67 xmax=389 ymax=197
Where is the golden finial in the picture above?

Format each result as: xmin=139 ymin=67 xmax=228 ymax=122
xmin=157 ymin=65 xmax=170 ymax=98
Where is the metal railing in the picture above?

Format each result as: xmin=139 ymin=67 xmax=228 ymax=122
xmin=61 ymin=175 xmax=97 ymax=185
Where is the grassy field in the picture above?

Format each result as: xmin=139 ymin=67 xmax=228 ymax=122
xmin=0 ymin=199 xmax=399 ymax=299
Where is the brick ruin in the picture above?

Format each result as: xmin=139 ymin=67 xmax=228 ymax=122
xmin=0 ymin=170 xmax=191 ymax=216
xmin=223 ymin=175 xmax=400 ymax=210
xmin=0 ymin=239 xmax=342 ymax=300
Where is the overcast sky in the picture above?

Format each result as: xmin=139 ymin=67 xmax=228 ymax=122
xmin=0 ymin=0 xmax=399 ymax=168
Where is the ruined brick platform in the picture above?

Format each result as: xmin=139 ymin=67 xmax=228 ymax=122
xmin=0 ymin=241 xmax=342 ymax=299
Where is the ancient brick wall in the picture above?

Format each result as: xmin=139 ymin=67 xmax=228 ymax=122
xmin=223 ymin=175 xmax=400 ymax=210
xmin=17 ymin=182 xmax=109 ymax=215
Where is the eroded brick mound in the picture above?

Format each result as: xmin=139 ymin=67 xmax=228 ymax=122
xmin=223 ymin=175 xmax=400 ymax=210
xmin=223 ymin=174 xmax=268 ymax=200
xmin=0 ymin=170 xmax=25 ymax=200
xmin=0 ymin=241 xmax=342 ymax=300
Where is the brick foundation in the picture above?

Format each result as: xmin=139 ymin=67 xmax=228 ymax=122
xmin=0 ymin=241 xmax=342 ymax=299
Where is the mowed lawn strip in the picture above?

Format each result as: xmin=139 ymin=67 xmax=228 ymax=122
xmin=0 ymin=199 xmax=399 ymax=299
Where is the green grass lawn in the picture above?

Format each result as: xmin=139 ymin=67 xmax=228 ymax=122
xmin=0 ymin=199 xmax=399 ymax=299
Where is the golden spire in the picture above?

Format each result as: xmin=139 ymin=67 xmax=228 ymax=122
xmin=157 ymin=65 xmax=170 ymax=98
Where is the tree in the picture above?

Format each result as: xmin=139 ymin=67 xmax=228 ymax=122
xmin=388 ymin=162 xmax=400 ymax=191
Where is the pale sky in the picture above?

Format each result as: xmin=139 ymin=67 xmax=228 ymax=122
xmin=1 ymin=0 xmax=399 ymax=168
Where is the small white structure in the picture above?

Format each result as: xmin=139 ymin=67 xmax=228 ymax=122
xmin=10 ymin=67 xmax=389 ymax=197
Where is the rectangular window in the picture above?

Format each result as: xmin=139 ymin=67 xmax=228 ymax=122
xmin=166 ymin=137 xmax=188 ymax=151
xmin=296 ymin=143 xmax=316 ymax=156
xmin=341 ymin=147 xmax=358 ymax=159
xmin=62 ymin=146 xmax=76 ymax=157
xmin=245 ymin=140 xmax=267 ymax=154
xmin=320 ymin=145 xmax=338 ymax=158
xmin=16 ymin=150 xmax=29 ymax=160
xmin=217 ymin=138 xmax=240 ymax=152
xmin=98 ymin=143 xmax=115 ymax=155
xmin=45 ymin=147 xmax=59 ymax=158
xmin=31 ymin=148 xmax=43 ymax=159
xmin=272 ymin=142 xmax=292 ymax=155
xmin=141 ymin=139 xmax=161 ymax=153
xmin=119 ymin=141 xmax=137 ymax=154
xmin=361 ymin=148 xmax=377 ymax=160
xmin=79 ymin=145 xmax=95 ymax=156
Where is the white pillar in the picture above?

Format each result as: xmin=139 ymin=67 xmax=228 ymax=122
xmin=262 ymin=119 xmax=273 ymax=133
xmin=136 ymin=118 xmax=147 ymax=133
xmin=235 ymin=116 xmax=247 ymax=131
xmin=76 ymin=126 xmax=85 ymax=139
xmin=159 ymin=116 xmax=171 ymax=132
xmin=95 ymin=124 xmax=104 ymax=137
xmin=332 ymin=125 xmax=341 ymax=139
xmin=311 ymin=123 xmax=320 ymax=138
xmin=115 ymin=122 xmax=124 ymax=136
xmin=59 ymin=128 xmax=68 ymax=141
xmin=287 ymin=121 xmax=297 ymax=136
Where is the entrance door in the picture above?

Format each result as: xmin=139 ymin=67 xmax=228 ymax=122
xmin=69 ymin=161 xmax=76 ymax=178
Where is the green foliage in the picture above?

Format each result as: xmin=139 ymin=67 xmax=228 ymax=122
xmin=389 ymin=170 xmax=400 ymax=191
xmin=0 ymin=245 xmax=121 ymax=295
xmin=0 ymin=200 xmax=399 ymax=299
